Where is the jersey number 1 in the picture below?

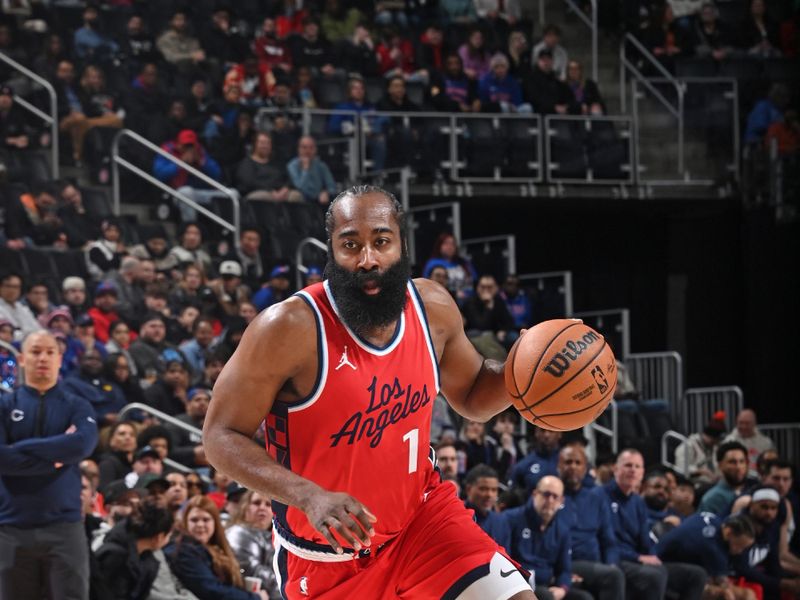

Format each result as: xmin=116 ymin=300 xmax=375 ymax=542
xmin=403 ymin=429 xmax=419 ymax=474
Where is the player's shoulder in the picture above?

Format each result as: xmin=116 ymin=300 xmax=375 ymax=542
xmin=247 ymin=294 xmax=317 ymax=341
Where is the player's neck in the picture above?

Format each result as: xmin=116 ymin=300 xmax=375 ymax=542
xmin=358 ymin=319 xmax=400 ymax=347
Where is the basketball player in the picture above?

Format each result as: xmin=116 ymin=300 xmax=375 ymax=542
xmin=204 ymin=186 xmax=537 ymax=599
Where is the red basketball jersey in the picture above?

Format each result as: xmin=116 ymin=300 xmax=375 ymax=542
xmin=266 ymin=280 xmax=440 ymax=551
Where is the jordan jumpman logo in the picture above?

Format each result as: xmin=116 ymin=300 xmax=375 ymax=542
xmin=335 ymin=345 xmax=357 ymax=371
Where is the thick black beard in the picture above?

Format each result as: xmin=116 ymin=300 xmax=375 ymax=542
xmin=644 ymin=495 xmax=669 ymax=511
xmin=324 ymin=253 xmax=411 ymax=339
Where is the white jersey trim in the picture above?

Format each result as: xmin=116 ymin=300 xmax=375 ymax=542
xmin=323 ymin=279 xmax=406 ymax=356
xmin=407 ymin=280 xmax=441 ymax=393
xmin=288 ymin=290 xmax=329 ymax=413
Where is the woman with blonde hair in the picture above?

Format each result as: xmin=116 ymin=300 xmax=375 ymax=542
xmin=225 ymin=490 xmax=280 ymax=599
xmin=165 ymin=495 xmax=268 ymax=599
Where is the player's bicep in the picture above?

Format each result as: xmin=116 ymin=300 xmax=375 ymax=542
xmin=208 ymin=300 xmax=313 ymax=437
xmin=438 ymin=324 xmax=484 ymax=410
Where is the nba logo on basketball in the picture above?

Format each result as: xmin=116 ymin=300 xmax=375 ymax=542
xmin=591 ymin=366 xmax=609 ymax=394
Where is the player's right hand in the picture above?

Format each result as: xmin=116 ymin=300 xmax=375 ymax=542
xmin=302 ymin=490 xmax=377 ymax=554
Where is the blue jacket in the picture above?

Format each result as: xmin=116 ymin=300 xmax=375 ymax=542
xmin=327 ymin=101 xmax=387 ymax=135
xmin=468 ymin=503 xmax=511 ymax=550
xmin=508 ymin=447 xmax=560 ymax=496
xmin=503 ymin=498 xmax=573 ymax=588
xmin=743 ymin=99 xmax=782 ymax=144
xmin=656 ymin=512 xmax=734 ymax=578
xmin=287 ymin=157 xmax=337 ymax=202
xmin=165 ymin=536 xmax=258 ymax=600
xmin=732 ymin=506 xmax=786 ymax=597
xmin=698 ymin=480 xmax=739 ymax=517
xmin=478 ymin=72 xmax=524 ymax=107
xmin=0 ymin=384 xmax=98 ymax=527
xmin=563 ymin=483 xmax=620 ymax=564
xmin=62 ymin=372 xmax=127 ymax=422
xmin=602 ymin=480 xmax=654 ymax=562
xmin=502 ymin=290 xmax=533 ymax=329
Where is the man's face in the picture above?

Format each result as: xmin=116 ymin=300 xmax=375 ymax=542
xmin=80 ymin=350 xmax=103 ymax=377
xmin=466 ymin=476 xmax=499 ymax=513
xmin=262 ymin=17 xmax=276 ymax=35
xmin=476 ymin=276 xmax=498 ymax=302
xmin=0 ymin=93 xmax=12 ymax=111
xmin=273 ymin=84 xmax=291 ymax=105
xmin=437 ymin=446 xmax=458 ymax=478
xmin=538 ymin=56 xmax=553 ymax=73
xmin=171 ymin=13 xmax=187 ymax=33
xmin=503 ymin=276 xmax=520 ymax=297
xmin=349 ymin=80 xmax=365 ymax=103
xmin=141 ymin=319 xmax=166 ymax=344
xmin=57 ymin=61 xmax=75 ymax=83
xmin=64 ymin=286 xmax=86 ymax=306
xmin=642 ymin=475 xmax=670 ymax=510
xmin=0 ymin=276 xmax=22 ymax=303
xmin=147 ymin=486 xmax=168 ymax=509
xmin=141 ymin=64 xmax=158 ymax=87
xmin=298 ymin=137 xmax=316 ymax=160
xmin=182 ymin=225 xmax=201 ymax=249
xmin=163 ymin=364 xmax=188 ymax=389
xmin=254 ymin=134 xmax=272 ymax=159
xmin=133 ymin=456 xmax=163 ymax=476
xmin=178 ymin=306 xmax=199 ymax=330
xmin=187 ymin=391 xmax=210 ymax=419
xmin=720 ymin=450 xmax=748 ymax=486
xmin=726 ymin=531 xmax=754 ymax=555
xmin=325 ymin=193 xmax=411 ymax=338
xmin=492 ymin=62 xmax=509 ymax=79
xmin=544 ymin=32 xmax=559 ymax=48
xmin=95 ymin=292 xmax=117 ymax=312
xmin=34 ymin=192 xmax=57 ymax=213
xmin=195 ymin=321 xmax=214 ymax=347
xmin=83 ymin=67 xmax=102 ymax=90
xmin=166 ymin=473 xmax=188 ymax=508
xmin=430 ymin=267 xmax=448 ymax=287
xmin=388 ymin=78 xmax=405 ymax=102
xmin=765 ymin=467 xmax=792 ymax=498
xmin=671 ymin=483 xmax=695 ymax=508
xmin=20 ymin=333 xmax=62 ymax=388
xmin=144 ymin=294 xmax=167 ymax=313
xmin=558 ymin=446 xmax=587 ymax=491
xmin=128 ymin=15 xmax=143 ymax=34
xmin=750 ymin=500 xmax=779 ymax=526
xmin=138 ymin=261 xmax=156 ymax=284
xmin=148 ymin=437 xmax=169 ymax=459
xmin=304 ymin=22 xmax=319 ymax=40
xmin=445 ymin=56 xmax=462 ymax=77
xmin=614 ymin=451 xmax=645 ymax=493
xmin=533 ymin=478 xmax=564 ymax=524
xmin=80 ymin=475 xmax=95 ymax=517
xmin=427 ymin=27 xmax=443 ymax=45
xmin=534 ymin=427 xmax=562 ymax=453
xmin=737 ymin=411 xmax=756 ymax=438
xmin=701 ymin=6 xmax=716 ymax=24
xmin=26 ymin=285 xmax=48 ymax=309
xmin=241 ymin=231 xmax=261 ymax=256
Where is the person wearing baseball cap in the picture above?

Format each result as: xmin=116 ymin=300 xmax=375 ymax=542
xmin=304 ymin=266 xmax=323 ymax=286
xmin=210 ymin=260 xmax=250 ymax=317
xmin=61 ymin=277 xmax=89 ymax=320
xmin=87 ymin=281 xmax=121 ymax=344
xmin=251 ymin=265 xmax=291 ymax=311
xmin=674 ymin=411 xmax=728 ymax=486
xmin=153 ymin=127 xmax=231 ymax=223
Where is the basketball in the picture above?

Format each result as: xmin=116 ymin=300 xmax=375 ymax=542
xmin=505 ymin=319 xmax=617 ymax=432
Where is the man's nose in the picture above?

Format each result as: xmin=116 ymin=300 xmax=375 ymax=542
xmin=358 ymin=245 xmax=380 ymax=270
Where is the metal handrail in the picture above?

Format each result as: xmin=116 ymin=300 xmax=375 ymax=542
xmin=111 ymin=129 xmax=240 ymax=245
xmin=0 ymin=51 xmax=59 ymax=178
xmin=462 ymin=234 xmax=517 ymax=276
xmin=518 ymin=270 xmax=574 ymax=317
xmin=538 ymin=0 xmax=599 ymax=82
xmin=294 ymin=237 xmax=328 ymax=290
xmin=661 ymin=429 xmax=689 ymax=474
xmin=591 ymin=399 xmax=619 ymax=454
xmin=620 ymin=33 xmax=685 ymax=176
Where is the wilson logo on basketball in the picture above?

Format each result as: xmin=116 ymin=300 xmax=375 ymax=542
xmin=541 ymin=331 xmax=601 ymax=377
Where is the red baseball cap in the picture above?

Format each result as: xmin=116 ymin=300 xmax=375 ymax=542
xmin=177 ymin=129 xmax=198 ymax=145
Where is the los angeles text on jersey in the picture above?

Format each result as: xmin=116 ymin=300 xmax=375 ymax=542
xmin=329 ymin=375 xmax=432 ymax=448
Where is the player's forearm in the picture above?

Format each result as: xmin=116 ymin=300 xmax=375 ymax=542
xmin=458 ymin=359 xmax=514 ymax=422
xmin=203 ymin=425 xmax=322 ymax=511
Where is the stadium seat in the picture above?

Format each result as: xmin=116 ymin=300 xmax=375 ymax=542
xmin=405 ymin=82 xmax=425 ymax=107
xmin=505 ymin=120 xmax=540 ymax=178
xmin=50 ymin=250 xmax=90 ymax=281
xmin=365 ymin=78 xmax=385 ymax=105
xmin=317 ymin=78 xmax=347 ymax=108
xmin=81 ymin=188 xmax=112 ymax=219
xmin=765 ymin=59 xmax=800 ymax=85
xmin=676 ymin=57 xmax=718 ymax=78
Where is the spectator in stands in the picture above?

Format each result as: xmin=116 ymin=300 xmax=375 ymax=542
xmin=337 ymin=23 xmax=382 ymax=77
xmin=168 ymin=385 xmax=210 ymax=468
xmin=642 ymin=471 xmax=682 ymax=542
xmin=60 ymin=277 xmax=87 ymax=322
xmin=85 ymin=217 xmax=126 ymax=281
xmin=416 ymin=24 xmax=448 ymax=76
xmin=459 ymin=419 xmax=502 ymax=473
xmin=487 ymin=409 xmax=522 ymax=478
xmin=232 ymin=227 xmax=267 ymax=291
xmin=287 ymin=136 xmax=337 ymax=205
xmin=293 ymin=66 xmax=319 ymax=108
xmin=668 ymin=473 xmax=696 ymax=518
xmin=500 ymin=274 xmax=532 ymax=329
xmin=131 ymin=225 xmax=179 ymax=275
xmin=440 ymin=0 xmax=478 ymax=25
xmin=138 ymin=426 xmax=171 ymax=465
xmin=255 ymin=17 xmax=293 ymax=77
xmin=674 ymin=411 xmax=726 ymax=485
xmin=328 ymin=76 xmax=388 ymax=171
xmin=4 ymin=182 xmax=66 ymax=248
xmin=239 ymin=301 xmax=258 ymax=324
xmin=235 ymin=131 xmax=300 ymax=202
xmin=202 ymin=7 xmax=249 ymax=73
xmin=33 ymin=33 xmax=68 ymax=82
xmin=738 ymin=0 xmax=781 ymax=57
xmin=0 ymin=331 xmax=99 ymax=600
xmin=86 ymin=281 xmax=119 ymax=345
xmin=252 ymin=265 xmax=292 ymax=312
xmin=508 ymin=426 xmax=562 ymax=496
xmin=0 ymin=85 xmax=39 ymax=183
xmin=505 ymin=475 xmax=588 ymax=599
xmin=209 ymin=261 xmax=252 ymax=317
xmin=692 ymin=3 xmax=734 ymax=62
xmin=63 ymin=347 xmax=125 ymax=426
xmin=558 ymin=444 xmax=626 ymax=600
xmin=532 ymin=25 xmax=569 ymax=79
xmin=109 ymin=256 xmax=145 ymax=323
xmin=118 ymin=14 xmax=159 ymax=75
xmin=458 ymin=28 xmax=492 ymax=80
xmin=225 ymin=55 xmax=276 ymax=107
xmin=744 ymin=84 xmax=790 ymax=145
xmin=733 ymin=487 xmax=800 ymax=598
xmin=565 ymin=60 xmax=605 ymax=116
xmin=377 ymin=29 xmax=425 ymax=82
xmin=603 ymin=448 xmax=707 ymax=600
xmin=724 ymin=409 xmax=775 ymax=476
xmin=57 ymin=181 xmax=101 ymax=249
xmin=0 ymin=320 xmax=18 ymax=390
xmin=126 ymin=62 xmax=168 ymax=136
xmin=765 ymin=109 xmax=800 ymax=156
xmin=436 ymin=441 xmax=460 ymax=485
xmin=321 ymin=0 xmax=364 ymax=43
xmin=170 ymin=266 xmax=208 ymax=313
xmin=422 ymin=232 xmax=477 ymax=303
xmin=524 ymin=49 xmax=572 ymax=115
xmin=74 ymin=312 xmax=106 ymax=359
xmin=0 ymin=273 xmax=39 ymax=340
xmin=641 ymin=4 xmax=687 ymax=71
xmin=153 ymin=129 xmax=228 ymax=223
xmin=226 ymin=490 xmax=281 ymax=598
xmin=165 ymin=495 xmax=267 ymax=599
xmin=180 ymin=316 xmax=216 ymax=377
xmin=105 ymin=351 xmax=145 ymax=407
xmin=73 ymin=3 xmax=119 ymax=63
xmin=164 ymin=472 xmax=188 ymax=518
xmin=21 ymin=279 xmax=54 ymax=321
xmin=169 ymin=223 xmax=213 ymax=274
xmin=73 ymin=65 xmax=124 ymax=167
xmin=290 ymin=17 xmax=335 ymax=76
xmin=428 ymin=53 xmax=481 ymax=112
xmin=464 ymin=464 xmax=510 ymax=548
xmin=128 ymin=312 xmax=175 ymax=380
xmin=157 ymin=10 xmax=206 ymax=72
xmin=478 ymin=53 xmax=532 ymax=113
xmin=656 ymin=513 xmax=758 ymax=600
xmin=462 ymin=274 xmax=516 ymax=355
xmin=698 ymin=441 xmax=749 ymax=515
xmin=504 ymin=30 xmax=532 ymax=79
xmin=428 ymin=264 xmax=450 ymax=289
xmin=95 ymin=499 xmax=175 ymax=600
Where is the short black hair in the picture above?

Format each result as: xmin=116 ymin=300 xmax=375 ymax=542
xmin=723 ymin=513 xmax=755 ymax=539
xmin=324 ymin=185 xmax=406 ymax=246
xmin=137 ymin=425 xmax=172 ymax=452
xmin=717 ymin=440 xmax=748 ymax=463
xmin=464 ymin=464 xmax=499 ymax=487
xmin=127 ymin=500 xmax=174 ymax=540
xmin=764 ymin=459 xmax=793 ymax=475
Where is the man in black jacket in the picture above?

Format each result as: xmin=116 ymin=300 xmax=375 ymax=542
xmin=0 ymin=330 xmax=99 ymax=599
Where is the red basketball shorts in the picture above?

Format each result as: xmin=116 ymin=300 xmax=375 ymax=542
xmin=273 ymin=474 xmax=528 ymax=599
